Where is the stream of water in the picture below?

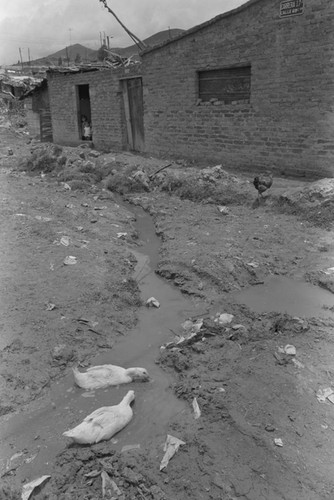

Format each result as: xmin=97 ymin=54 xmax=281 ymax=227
xmin=0 ymin=202 xmax=200 ymax=483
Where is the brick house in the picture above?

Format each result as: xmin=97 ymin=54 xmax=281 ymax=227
xmin=140 ymin=0 xmax=334 ymax=177
xmin=47 ymin=65 xmax=144 ymax=152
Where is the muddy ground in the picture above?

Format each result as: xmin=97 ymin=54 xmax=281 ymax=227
xmin=1 ymin=117 xmax=334 ymax=500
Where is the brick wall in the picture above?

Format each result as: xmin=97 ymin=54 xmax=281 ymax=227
xmin=47 ymin=69 xmax=124 ymax=151
xmin=141 ymin=0 xmax=334 ymax=177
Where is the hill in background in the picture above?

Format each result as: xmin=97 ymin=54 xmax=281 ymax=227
xmin=30 ymin=29 xmax=184 ymax=66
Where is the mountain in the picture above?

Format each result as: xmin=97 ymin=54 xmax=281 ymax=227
xmin=29 ymin=29 xmax=185 ymax=66
xmin=31 ymin=44 xmax=97 ymax=65
xmin=109 ymin=28 xmax=185 ymax=58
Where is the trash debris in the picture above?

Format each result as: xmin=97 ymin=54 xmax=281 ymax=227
xmin=35 ymin=215 xmax=52 ymax=222
xmin=247 ymin=262 xmax=259 ymax=268
xmin=146 ymin=297 xmax=160 ymax=308
xmin=214 ymin=313 xmax=234 ymax=326
xmin=63 ymin=183 xmax=71 ymax=190
xmin=24 ymin=453 xmax=38 ymax=464
xmin=278 ymin=344 xmax=296 ymax=356
xmin=161 ymin=317 xmax=205 ymax=349
xmin=50 ymin=263 xmax=54 ymax=271
xmin=65 ymin=203 xmax=75 ymax=209
xmin=292 ymin=358 xmax=304 ymax=369
xmin=60 ymin=236 xmax=70 ymax=246
xmin=117 ymin=232 xmax=127 ymax=239
xmin=274 ymin=438 xmax=283 ymax=447
xmin=327 ymin=394 xmax=334 ymax=404
xmin=46 ymin=302 xmax=56 ymax=311
xmin=182 ymin=318 xmax=203 ymax=334
xmin=217 ymin=205 xmax=229 ymax=215
xmin=84 ymin=470 xmax=101 ymax=478
xmin=324 ymin=267 xmax=334 ymax=275
xmin=63 ymin=256 xmax=77 ymax=265
xmin=101 ymin=470 xmax=122 ymax=498
xmin=121 ymin=443 xmax=141 ymax=453
xmin=77 ymin=226 xmax=84 ymax=231
xmin=316 ymin=387 xmax=334 ymax=403
xmin=192 ymin=397 xmax=201 ymax=419
xmin=94 ymin=206 xmax=107 ymax=210
xmin=21 ymin=475 xmax=51 ymax=500
xmin=131 ymin=169 xmax=150 ymax=190
xmin=7 ymin=148 xmax=13 ymax=156
xmin=160 ymin=434 xmax=186 ymax=471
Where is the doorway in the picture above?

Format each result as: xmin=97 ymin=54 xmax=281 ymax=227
xmin=77 ymin=84 xmax=92 ymax=141
xmin=122 ymin=77 xmax=145 ymax=152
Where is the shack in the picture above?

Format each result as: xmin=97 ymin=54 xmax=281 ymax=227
xmin=21 ymin=79 xmax=51 ymax=140
xmin=140 ymin=0 xmax=334 ymax=177
xmin=47 ymin=62 xmax=144 ymax=152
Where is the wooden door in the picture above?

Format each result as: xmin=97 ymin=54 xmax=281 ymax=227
xmin=123 ymin=78 xmax=145 ymax=152
xmin=40 ymin=108 xmax=53 ymax=142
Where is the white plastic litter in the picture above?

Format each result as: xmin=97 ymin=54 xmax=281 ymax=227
xmin=278 ymin=344 xmax=296 ymax=356
xmin=22 ymin=475 xmax=51 ymax=500
xmin=274 ymin=438 xmax=283 ymax=447
xmin=160 ymin=434 xmax=186 ymax=470
xmin=316 ymin=387 xmax=334 ymax=403
xmin=101 ymin=470 xmax=122 ymax=498
xmin=63 ymin=256 xmax=77 ymax=265
xmin=60 ymin=236 xmax=70 ymax=246
xmin=214 ymin=313 xmax=234 ymax=326
xmin=192 ymin=397 xmax=201 ymax=419
xmin=146 ymin=297 xmax=160 ymax=308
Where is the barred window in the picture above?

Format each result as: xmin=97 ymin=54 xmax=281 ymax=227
xmin=198 ymin=66 xmax=251 ymax=104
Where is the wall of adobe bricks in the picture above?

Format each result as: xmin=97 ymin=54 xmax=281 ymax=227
xmin=141 ymin=0 xmax=334 ymax=177
xmin=47 ymin=69 xmax=125 ymax=151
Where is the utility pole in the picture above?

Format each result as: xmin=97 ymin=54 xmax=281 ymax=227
xmin=99 ymin=32 xmax=102 ymax=46
xmin=28 ymin=48 xmax=31 ymax=66
xmin=19 ymin=47 xmax=23 ymax=69
xmin=69 ymin=28 xmax=72 ymax=61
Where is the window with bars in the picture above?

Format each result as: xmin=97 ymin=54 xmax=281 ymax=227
xmin=198 ymin=66 xmax=251 ymax=104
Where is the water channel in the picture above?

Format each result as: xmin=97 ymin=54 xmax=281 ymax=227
xmin=0 ymin=201 xmax=200 ymax=484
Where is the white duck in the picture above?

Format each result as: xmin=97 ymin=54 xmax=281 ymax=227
xmin=72 ymin=364 xmax=150 ymax=390
xmin=63 ymin=390 xmax=135 ymax=444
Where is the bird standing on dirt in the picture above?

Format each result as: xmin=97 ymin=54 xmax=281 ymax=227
xmin=253 ymin=172 xmax=273 ymax=199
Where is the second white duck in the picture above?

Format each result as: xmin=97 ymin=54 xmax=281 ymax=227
xmin=72 ymin=364 xmax=150 ymax=390
xmin=63 ymin=390 xmax=135 ymax=444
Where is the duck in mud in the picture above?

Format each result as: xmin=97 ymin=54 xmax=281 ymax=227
xmin=72 ymin=364 xmax=150 ymax=390
xmin=63 ymin=390 xmax=135 ymax=444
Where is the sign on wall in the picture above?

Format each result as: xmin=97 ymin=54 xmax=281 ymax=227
xmin=280 ymin=0 xmax=304 ymax=17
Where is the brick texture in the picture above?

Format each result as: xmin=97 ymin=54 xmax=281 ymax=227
xmin=47 ymin=69 xmax=125 ymax=151
xmin=141 ymin=0 xmax=334 ymax=177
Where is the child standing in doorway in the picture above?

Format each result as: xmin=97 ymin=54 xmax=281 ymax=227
xmin=81 ymin=116 xmax=92 ymax=141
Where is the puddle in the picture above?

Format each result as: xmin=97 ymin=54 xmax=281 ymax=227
xmin=0 ymin=202 xmax=200 ymax=484
xmin=235 ymin=275 xmax=334 ymax=318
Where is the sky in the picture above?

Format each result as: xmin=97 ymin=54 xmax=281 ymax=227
xmin=0 ymin=0 xmax=247 ymax=66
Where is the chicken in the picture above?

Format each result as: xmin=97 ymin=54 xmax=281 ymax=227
xmin=253 ymin=173 xmax=273 ymax=199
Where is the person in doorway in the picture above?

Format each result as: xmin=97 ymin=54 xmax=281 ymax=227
xmin=81 ymin=115 xmax=92 ymax=141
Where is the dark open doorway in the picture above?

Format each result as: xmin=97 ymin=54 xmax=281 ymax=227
xmin=77 ymin=84 xmax=92 ymax=141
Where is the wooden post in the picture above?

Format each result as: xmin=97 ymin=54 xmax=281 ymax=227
xmin=122 ymin=81 xmax=133 ymax=149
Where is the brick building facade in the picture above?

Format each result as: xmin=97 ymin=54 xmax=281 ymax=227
xmin=47 ymin=68 xmax=131 ymax=151
xmin=141 ymin=0 xmax=334 ymax=177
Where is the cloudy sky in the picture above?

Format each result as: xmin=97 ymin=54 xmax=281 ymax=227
xmin=0 ymin=0 xmax=247 ymax=65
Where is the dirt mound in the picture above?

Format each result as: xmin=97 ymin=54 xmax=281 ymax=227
xmin=275 ymin=178 xmax=334 ymax=228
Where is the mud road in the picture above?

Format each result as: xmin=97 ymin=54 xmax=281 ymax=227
xmin=1 ymin=125 xmax=334 ymax=499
